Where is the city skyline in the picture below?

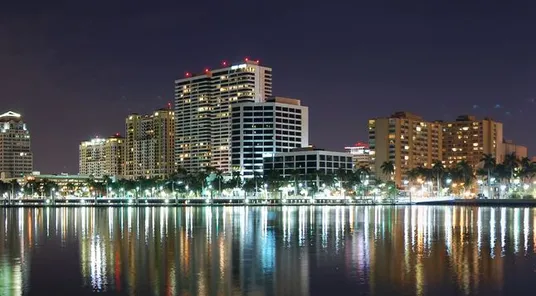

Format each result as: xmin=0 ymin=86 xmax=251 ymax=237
xmin=2 ymin=2 xmax=535 ymax=173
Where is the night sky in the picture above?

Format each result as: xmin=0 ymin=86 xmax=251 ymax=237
xmin=1 ymin=1 xmax=535 ymax=173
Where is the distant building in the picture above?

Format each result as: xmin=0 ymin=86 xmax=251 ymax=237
xmin=263 ymin=147 xmax=353 ymax=186
xmin=0 ymin=111 xmax=33 ymax=179
xmin=125 ymin=108 xmax=174 ymax=179
xmin=441 ymin=115 xmax=503 ymax=167
xmin=174 ymin=59 xmax=272 ymax=172
xmin=344 ymin=142 xmax=372 ymax=169
xmin=24 ymin=172 xmax=103 ymax=197
xmin=368 ymin=112 xmax=443 ymax=186
xmin=231 ymin=97 xmax=309 ymax=178
xmin=501 ymin=140 xmax=527 ymax=161
xmin=79 ymin=134 xmax=125 ymax=178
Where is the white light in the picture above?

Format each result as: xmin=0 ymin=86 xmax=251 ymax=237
xmin=523 ymin=184 xmax=529 ymax=190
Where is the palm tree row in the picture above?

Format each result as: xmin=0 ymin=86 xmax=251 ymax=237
xmin=404 ymin=160 xmax=475 ymax=195
xmin=477 ymin=153 xmax=535 ymax=198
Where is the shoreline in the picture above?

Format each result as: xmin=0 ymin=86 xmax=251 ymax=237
xmin=1 ymin=198 xmax=536 ymax=207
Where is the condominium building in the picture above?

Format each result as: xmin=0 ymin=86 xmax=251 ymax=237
xmin=0 ymin=111 xmax=33 ymax=179
xmin=174 ymin=59 xmax=272 ymax=172
xmin=344 ymin=142 xmax=372 ymax=168
xmin=79 ymin=134 xmax=125 ymax=178
xmin=124 ymin=108 xmax=174 ymax=179
xmin=263 ymin=147 xmax=353 ymax=184
xmin=501 ymin=139 xmax=527 ymax=161
xmin=230 ymin=97 xmax=309 ymax=178
xmin=442 ymin=115 xmax=503 ymax=167
xmin=368 ymin=112 xmax=442 ymax=185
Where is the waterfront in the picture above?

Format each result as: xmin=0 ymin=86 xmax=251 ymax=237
xmin=1 ymin=206 xmax=536 ymax=295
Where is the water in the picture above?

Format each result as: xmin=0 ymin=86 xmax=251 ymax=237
xmin=0 ymin=206 xmax=535 ymax=296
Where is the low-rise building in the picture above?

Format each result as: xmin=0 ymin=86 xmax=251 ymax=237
xmin=263 ymin=147 xmax=353 ymax=186
xmin=500 ymin=140 xmax=527 ymax=161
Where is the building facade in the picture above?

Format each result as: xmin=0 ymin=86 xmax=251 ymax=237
xmin=442 ymin=115 xmax=503 ymax=167
xmin=124 ymin=108 xmax=174 ymax=179
xmin=0 ymin=111 xmax=33 ymax=179
xmin=79 ymin=134 xmax=125 ymax=178
xmin=263 ymin=147 xmax=353 ymax=182
xmin=501 ymin=139 xmax=527 ymax=161
xmin=368 ymin=112 xmax=442 ymax=186
xmin=174 ymin=59 xmax=272 ymax=172
xmin=344 ymin=142 xmax=372 ymax=169
xmin=230 ymin=97 xmax=309 ymax=178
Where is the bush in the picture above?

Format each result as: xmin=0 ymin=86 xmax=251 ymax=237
xmin=510 ymin=193 xmax=520 ymax=199
xmin=523 ymin=195 xmax=534 ymax=200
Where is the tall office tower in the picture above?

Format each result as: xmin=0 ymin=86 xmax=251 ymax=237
xmin=124 ymin=108 xmax=174 ymax=179
xmin=174 ymin=59 xmax=272 ymax=173
xmin=344 ymin=142 xmax=372 ymax=168
xmin=442 ymin=115 xmax=503 ymax=167
xmin=368 ymin=112 xmax=443 ymax=186
xmin=0 ymin=111 xmax=33 ymax=179
xmin=230 ymin=97 xmax=309 ymax=178
xmin=79 ymin=134 xmax=125 ymax=178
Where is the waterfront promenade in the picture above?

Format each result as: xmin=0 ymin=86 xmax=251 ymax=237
xmin=0 ymin=196 xmax=459 ymax=207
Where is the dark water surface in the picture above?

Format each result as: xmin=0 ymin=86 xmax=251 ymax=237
xmin=1 ymin=206 xmax=536 ymax=296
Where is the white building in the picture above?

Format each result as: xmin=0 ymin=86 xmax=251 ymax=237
xmin=344 ymin=142 xmax=372 ymax=168
xmin=0 ymin=111 xmax=33 ymax=179
xmin=231 ymin=97 xmax=309 ymax=178
xmin=174 ymin=59 xmax=272 ymax=172
xmin=79 ymin=134 xmax=125 ymax=178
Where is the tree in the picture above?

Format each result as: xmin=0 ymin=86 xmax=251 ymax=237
xmin=480 ymin=154 xmax=496 ymax=199
xmin=503 ymin=152 xmax=519 ymax=185
xmin=380 ymin=161 xmax=395 ymax=180
xmin=432 ymin=161 xmax=445 ymax=196
xmin=264 ymin=169 xmax=283 ymax=198
xmin=520 ymin=157 xmax=535 ymax=185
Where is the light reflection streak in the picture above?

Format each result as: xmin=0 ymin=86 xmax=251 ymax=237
xmin=523 ymin=208 xmax=529 ymax=254
xmin=513 ymin=208 xmax=520 ymax=254
xmin=490 ymin=208 xmax=496 ymax=258
xmin=501 ymin=208 xmax=506 ymax=255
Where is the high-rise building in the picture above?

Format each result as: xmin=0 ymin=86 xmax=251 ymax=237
xmin=230 ymin=97 xmax=309 ymax=178
xmin=174 ymin=59 xmax=272 ymax=172
xmin=501 ymin=139 xmax=527 ymax=161
xmin=368 ymin=112 xmax=442 ymax=185
xmin=79 ymin=134 xmax=125 ymax=178
xmin=124 ymin=108 xmax=174 ymax=179
xmin=441 ymin=115 xmax=503 ymax=167
xmin=0 ymin=111 xmax=33 ymax=179
xmin=344 ymin=142 xmax=372 ymax=169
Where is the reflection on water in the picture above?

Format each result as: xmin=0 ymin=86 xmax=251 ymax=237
xmin=1 ymin=206 xmax=536 ymax=295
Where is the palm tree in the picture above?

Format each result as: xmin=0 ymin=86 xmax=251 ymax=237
xmin=519 ymin=157 xmax=534 ymax=184
xmin=480 ymin=154 xmax=496 ymax=199
xmin=263 ymin=169 xmax=283 ymax=198
xmin=503 ymin=152 xmax=519 ymax=184
xmin=380 ymin=161 xmax=395 ymax=181
xmin=432 ymin=161 xmax=445 ymax=196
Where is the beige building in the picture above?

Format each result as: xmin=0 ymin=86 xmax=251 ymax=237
xmin=0 ymin=111 xmax=33 ymax=179
xmin=344 ymin=142 xmax=372 ymax=169
xmin=125 ymin=108 xmax=174 ymax=179
xmin=501 ymin=139 xmax=527 ymax=161
xmin=79 ymin=134 xmax=125 ymax=178
xmin=368 ymin=112 xmax=442 ymax=186
xmin=442 ymin=115 xmax=503 ymax=168
xmin=175 ymin=59 xmax=272 ymax=173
